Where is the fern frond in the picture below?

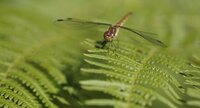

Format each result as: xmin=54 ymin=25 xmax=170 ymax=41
xmin=81 ymin=39 xmax=200 ymax=108
xmin=0 ymin=77 xmax=40 ymax=108
xmin=0 ymin=5 xmax=83 ymax=107
xmin=186 ymin=88 xmax=200 ymax=107
xmin=85 ymin=99 xmax=143 ymax=108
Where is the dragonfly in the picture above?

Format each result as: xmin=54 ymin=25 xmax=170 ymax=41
xmin=57 ymin=12 xmax=167 ymax=48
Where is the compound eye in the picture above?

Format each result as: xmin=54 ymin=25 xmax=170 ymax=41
xmin=106 ymin=32 xmax=110 ymax=36
xmin=104 ymin=31 xmax=110 ymax=36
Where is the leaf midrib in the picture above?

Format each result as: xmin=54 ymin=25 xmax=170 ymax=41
xmin=127 ymin=48 xmax=158 ymax=105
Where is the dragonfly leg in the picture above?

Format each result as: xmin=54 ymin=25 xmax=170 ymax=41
xmin=102 ymin=40 xmax=107 ymax=49
xmin=109 ymin=41 xmax=112 ymax=49
xmin=95 ymin=40 xmax=107 ymax=49
xmin=111 ymin=39 xmax=119 ymax=50
xmin=116 ymin=39 xmax=119 ymax=49
xmin=110 ymin=40 xmax=116 ymax=49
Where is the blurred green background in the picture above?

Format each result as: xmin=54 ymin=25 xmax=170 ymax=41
xmin=1 ymin=0 xmax=200 ymax=48
xmin=0 ymin=0 xmax=200 ymax=108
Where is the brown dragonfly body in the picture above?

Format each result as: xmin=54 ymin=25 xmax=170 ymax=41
xmin=104 ymin=12 xmax=132 ymax=42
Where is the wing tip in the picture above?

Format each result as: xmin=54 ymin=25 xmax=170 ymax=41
xmin=156 ymin=40 xmax=167 ymax=48
xmin=160 ymin=43 xmax=168 ymax=48
xmin=57 ymin=19 xmax=64 ymax=21
xmin=57 ymin=18 xmax=73 ymax=21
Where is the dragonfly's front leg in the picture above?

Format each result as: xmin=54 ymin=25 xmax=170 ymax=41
xmin=101 ymin=40 xmax=107 ymax=49
xmin=95 ymin=40 xmax=107 ymax=49
xmin=115 ymin=39 xmax=119 ymax=49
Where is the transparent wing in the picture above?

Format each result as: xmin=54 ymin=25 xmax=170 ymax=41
xmin=119 ymin=26 xmax=167 ymax=47
xmin=55 ymin=18 xmax=111 ymax=29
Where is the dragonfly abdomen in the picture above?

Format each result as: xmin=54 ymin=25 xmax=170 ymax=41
xmin=115 ymin=12 xmax=132 ymax=27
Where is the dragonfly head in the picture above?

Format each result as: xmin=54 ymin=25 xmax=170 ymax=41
xmin=104 ymin=31 xmax=113 ymax=42
xmin=103 ymin=27 xmax=116 ymax=42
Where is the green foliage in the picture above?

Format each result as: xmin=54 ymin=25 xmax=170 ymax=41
xmin=81 ymin=39 xmax=200 ymax=108
xmin=0 ymin=2 xmax=82 ymax=108
xmin=0 ymin=0 xmax=200 ymax=108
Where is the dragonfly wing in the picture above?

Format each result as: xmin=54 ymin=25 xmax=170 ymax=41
xmin=119 ymin=26 xmax=167 ymax=47
xmin=56 ymin=18 xmax=111 ymax=29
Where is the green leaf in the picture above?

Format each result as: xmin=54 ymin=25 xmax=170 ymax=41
xmin=81 ymin=38 xmax=200 ymax=108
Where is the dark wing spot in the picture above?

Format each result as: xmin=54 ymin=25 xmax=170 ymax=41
xmin=57 ymin=19 xmax=64 ymax=21
xmin=155 ymin=40 xmax=167 ymax=47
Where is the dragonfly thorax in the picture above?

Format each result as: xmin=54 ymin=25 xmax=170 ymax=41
xmin=103 ymin=26 xmax=118 ymax=42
